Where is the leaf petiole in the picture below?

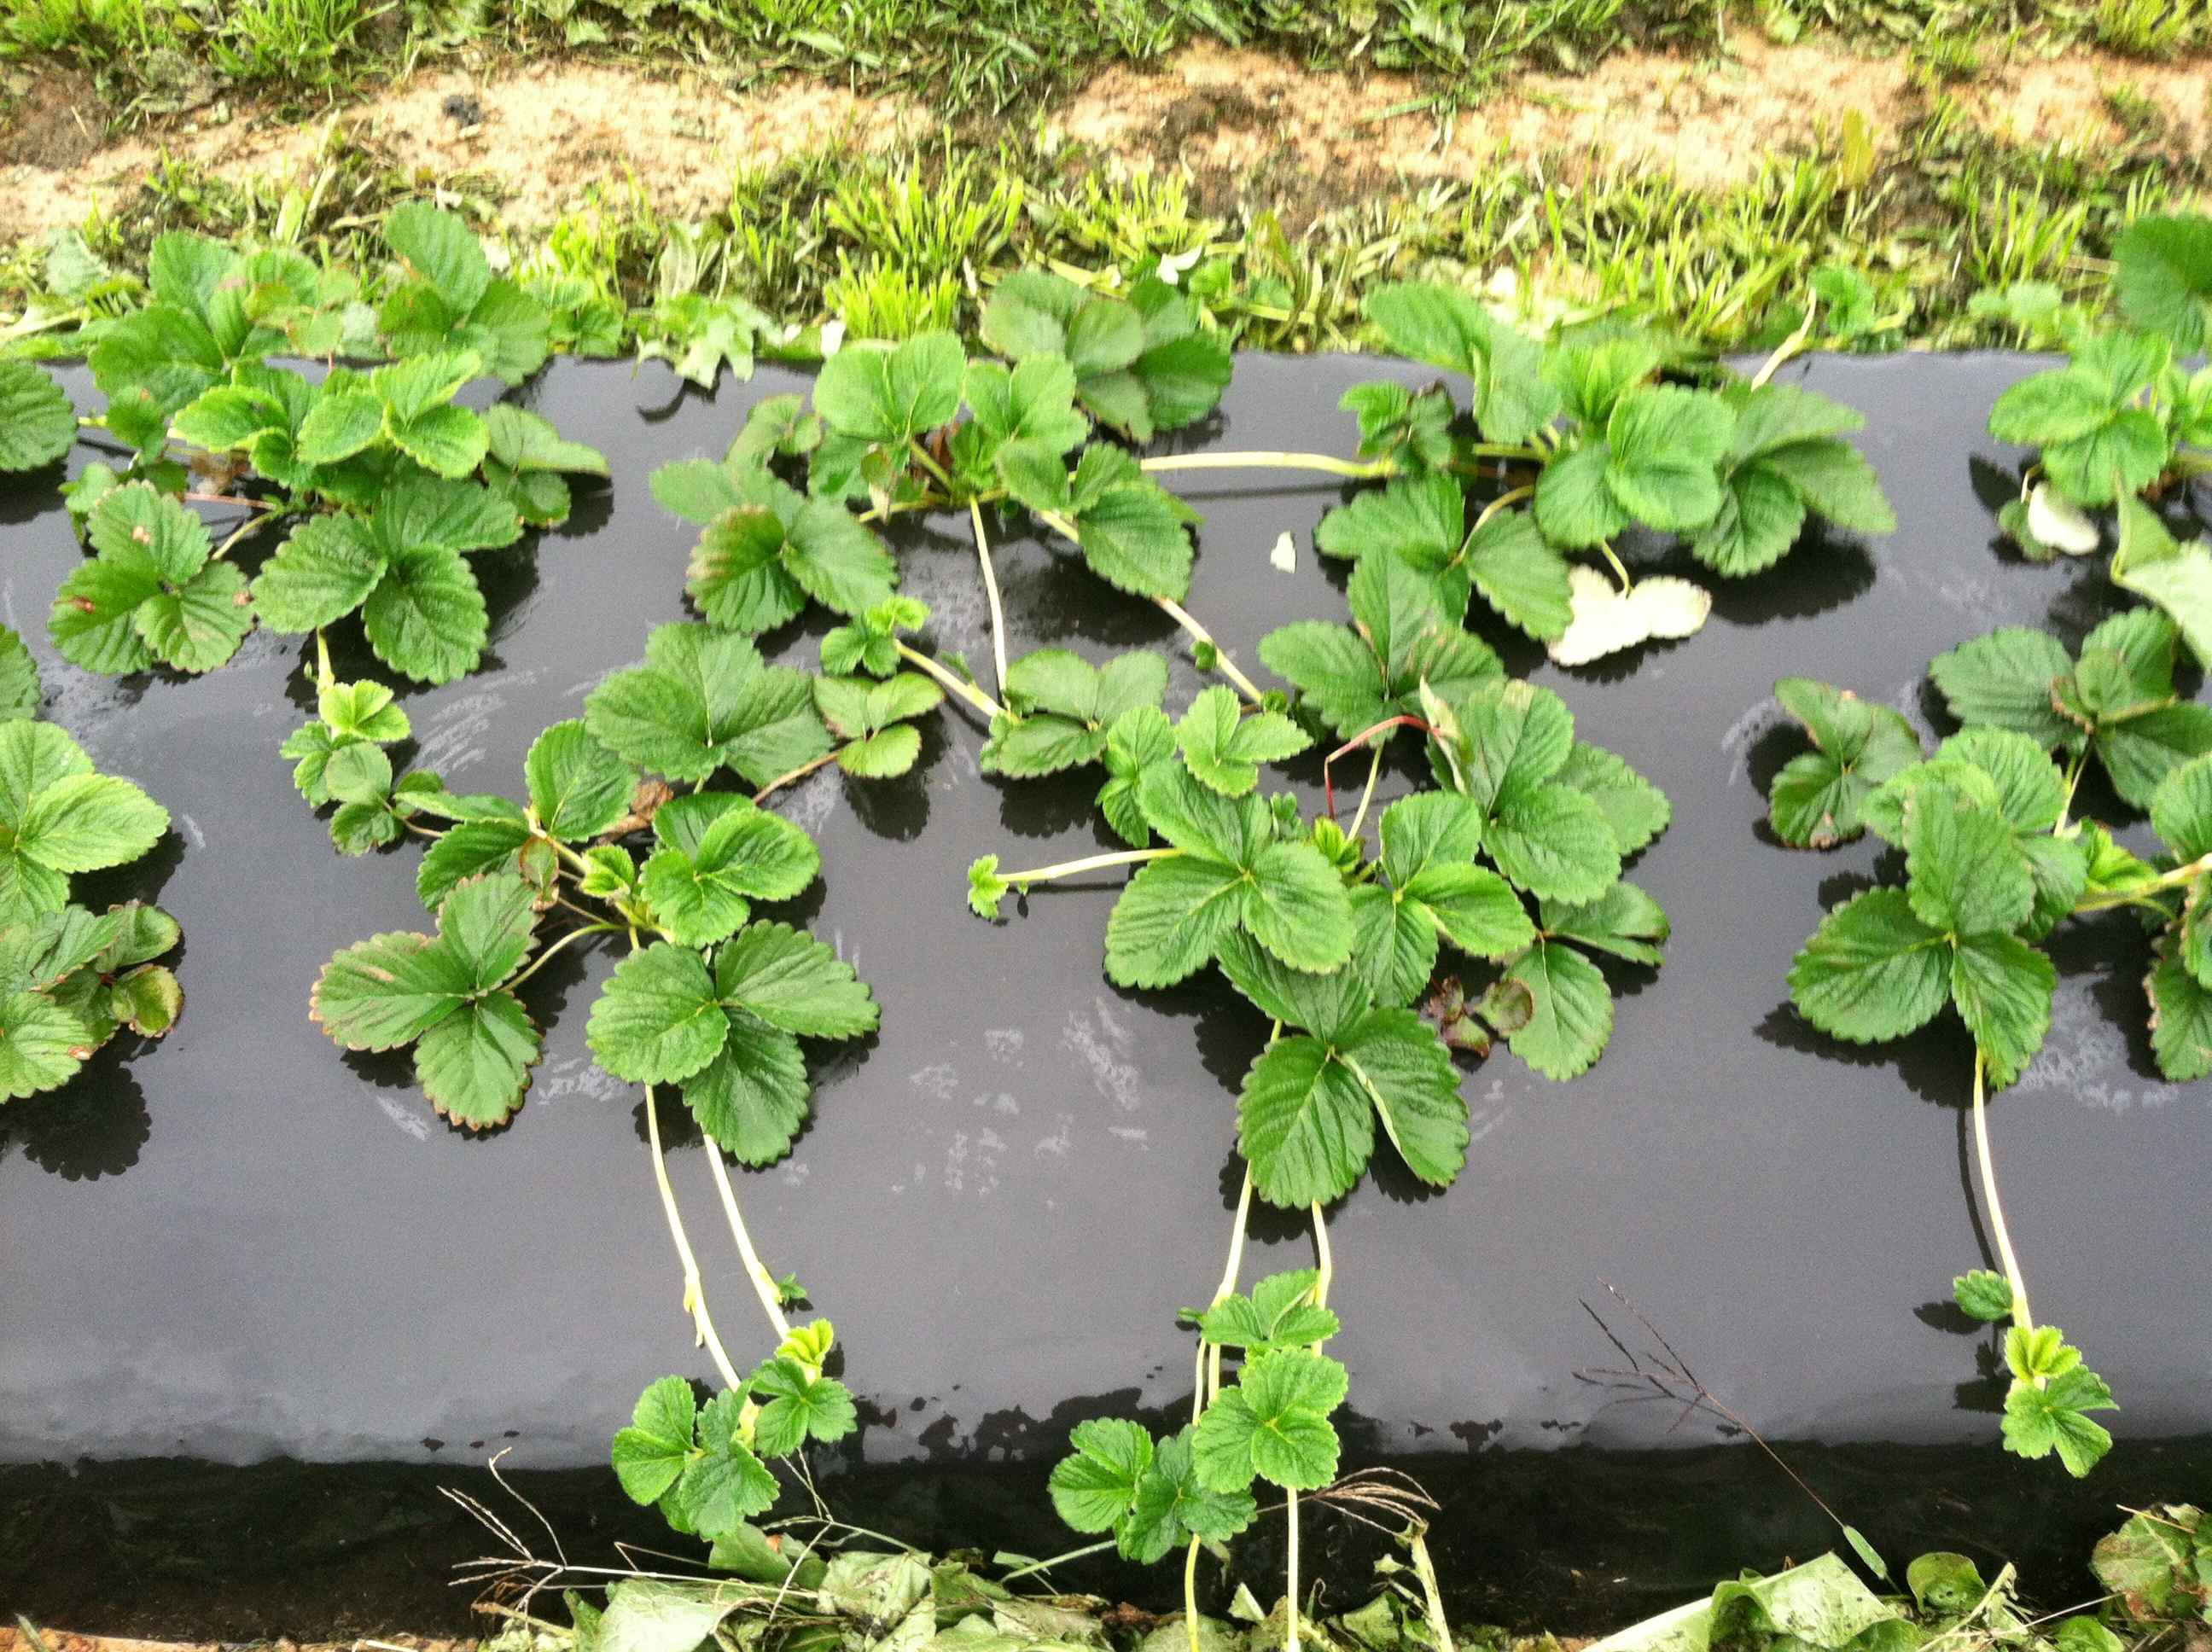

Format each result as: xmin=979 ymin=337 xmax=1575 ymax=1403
xmin=1138 ymin=451 xmax=1396 ymax=480
xmin=1343 ymin=745 xmax=1385 ymax=846
xmin=753 ymin=749 xmax=840 ymax=802
xmin=1595 ymin=540 xmax=1634 ymax=596
xmin=210 ymin=511 xmax=277 ymax=562
xmin=969 ymin=498 xmax=1010 ymax=698
xmin=997 ymin=1537 xmax=1118 ymax=1582
xmin=1155 ymin=595 xmax=1268 ymax=707
xmin=906 ymin=438 xmax=956 ymax=493
xmin=1970 ymin=1051 xmax=2034 ymax=1339
xmin=703 ymin=1143 xmax=795 ymax=1344
xmin=999 ymin=846 xmax=1181 ymax=886
xmin=504 ymin=921 xmax=619 ymax=991
xmin=643 ymin=1080 xmax=745 ymax=1392
xmin=2056 ymin=747 xmax=2087 ymax=833
xmin=897 ymin=642 xmax=1004 ymax=720
xmin=2071 ymin=846 xmax=2212 ymax=913
xmin=1466 ymin=484 xmax=1535 ymax=540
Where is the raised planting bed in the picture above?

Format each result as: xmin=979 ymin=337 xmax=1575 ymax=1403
xmin=2 ymin=231 xmax=2210 ymax=1642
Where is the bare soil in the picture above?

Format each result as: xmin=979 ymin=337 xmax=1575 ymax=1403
xmin=1 ymin=38 xmax=2209 ymax=246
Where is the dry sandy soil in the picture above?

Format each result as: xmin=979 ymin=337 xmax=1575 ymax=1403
xmin=1 ymin=37 xmax=2209 ymax=244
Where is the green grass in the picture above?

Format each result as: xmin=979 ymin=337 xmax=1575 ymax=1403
xmin=3 ymin=88 xmax=2202 ymax=364
xmin=15 ymin=0 xmax=2209 ymax=128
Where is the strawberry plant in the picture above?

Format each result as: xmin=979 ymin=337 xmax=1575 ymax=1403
xmin=1979 ymin=211 xmax=2212 ymax=651
xmin=0 ymin=626 xmax=184 ymax=1102
xmin=22 ymin=212 xmax=604 ymax=688
xmin=1763 ymin=605 xmax=2212 ymax=1475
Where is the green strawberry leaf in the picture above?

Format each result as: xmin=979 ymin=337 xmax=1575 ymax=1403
xmin=1049 ymin=1417 xmax=1153 ymax=1533
xmin=0 ymin=360 xmax=75 ymax=473
xmin=1191 ymin=1348 xmax=1346 ymax=1493
xmin=586 ymin=623 xmax=830 ymax=787
xmin=612 ymin=1376 xmax=696 ymax=1505
xmin=748 ymin=1356 xmax=857 ymax=1457
xmin=1175 ymin=686 xmax=1311 ymax=795
xmin=1787 ymin=886 xmax=1949 ymax=1046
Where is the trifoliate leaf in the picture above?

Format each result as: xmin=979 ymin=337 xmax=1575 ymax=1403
xmin=819 ymin=596 xmax=928 ymax=678
xmin=1339 ymin=380 xmax=1455 ymax=473
xmin=1049 ymin=1418 xmax=1153 ymax=1533
xmin=748 ymin=1356 xmax=857 ymax=1457
xmin=967 ymin=854 xmax=1011 ymax=920
xmin=1097 ymin=706 xmax=1177 ymax=847
xmin=644 ymin=803 xmax=820 ymax=948
xmin=1175 ymin=686 xmax=1310 ymax=795
xmin=1125 ymin=1427 xmax=1257 ymax=1563
xmin=1191 ymin=1348 xmax=1346 ymax=1493
xmin=2002 ymin=1364 xmax=2116 ymax=1477
xmin=984 ymin=648 xmax=1170 ymax=777
xmin=319 ymin=679 xmax=410 ymax=743
xmin=1260 ymin=550 xmax=1501 ymax=740
xmin=1768 ymin=678 xmax=1925 ymax=847
xmin=813 ymin=332 xmax=964 ymax=445
xmin=1953 ymin=1270 xmax=2016 ymax=1323
xmin=673 ymin=1393 xmax=780 ymax=1538
xmin=586 ymin=623 xmax=829 ymax=787
xmin=1198 ymin=1268 xmax=1340 ymax=1351
xmin=1787 ymin=887 xmax=1948 ymax=1044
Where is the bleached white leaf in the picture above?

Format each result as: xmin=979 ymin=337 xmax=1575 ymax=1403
xmin=1270 ymin=531 xmax=1296 ymax=573
xmin=1546 ymin=566 xmax=1713 ymax=666
xmin=2026 ymin=482 xmax=2098 ymax=556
